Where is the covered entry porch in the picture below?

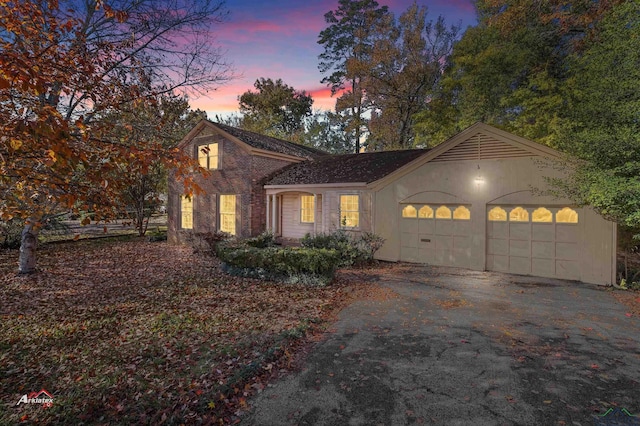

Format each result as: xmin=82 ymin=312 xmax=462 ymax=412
xmin=265 ymin=190 xmax=323 ymax=239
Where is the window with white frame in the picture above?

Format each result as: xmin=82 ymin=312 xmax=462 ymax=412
xmin=300 ymin=195 xmax=315 ymax=223
xmin=219 ymin=194 xmax=236 ymax=235
xmin=339 ymin=195 xmax=359 ymax=228
xmin=181 ymin=195 xmax=193 ymax=229
xmin=197 ymin=143 xmax=219 ymax=169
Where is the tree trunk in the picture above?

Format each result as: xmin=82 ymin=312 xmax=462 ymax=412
xmin=18 ymin=222 xmax=38 ymax=274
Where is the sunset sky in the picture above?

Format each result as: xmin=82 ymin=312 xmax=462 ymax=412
xmin=191 ymin=0 xmax=478 ymax=119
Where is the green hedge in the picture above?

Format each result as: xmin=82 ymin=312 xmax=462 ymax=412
xmin=301 ymin=230 xmax=385 ymax=267
xmin=216 ymin=245 xmax=340 ymax=286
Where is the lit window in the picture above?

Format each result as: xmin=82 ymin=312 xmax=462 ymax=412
xmin=556 ymin=207 xmax=578 ymax=223
xmin=181 ymin=195 xmax=193 ymax=229
xmin=532 ymin=207 xmax=552 ymax=223
xmin=340 ymin=195 xmax=359 ymax=228
xmin=436 ymin=205 xmax=451 ymax=219
xmin=453 ymin=206 xmax=471 ymax=220
xmin=198 ymin=143 xmax=219 ymax=169
xmin=509 ymin=207 xmax=529 ymax=222
xmin=220 ymin=194 xmax=236 ymax=235
xmin=418 ymin=206 xmax=433 ymax=218
xmin=488 ymin=206 xmax=507 ymax=221
xmin=301 ymin=195 xmax=315 ymax=223
xmin=402 ymin=205 xmax=417 ymax=218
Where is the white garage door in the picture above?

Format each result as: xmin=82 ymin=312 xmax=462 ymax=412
xmin=400 ymin=204 xmax=472 ymax=268
xmin=486 ymin=206 xmax=581 ymax=280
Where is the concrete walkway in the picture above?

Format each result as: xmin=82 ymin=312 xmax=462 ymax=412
xmin=242 ymin=266 xmax=640 ymax=425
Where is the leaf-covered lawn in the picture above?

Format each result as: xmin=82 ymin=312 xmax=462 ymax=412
xmin=0 ymin=238 xmax=371 ymax=424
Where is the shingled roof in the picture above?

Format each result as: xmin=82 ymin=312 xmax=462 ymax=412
xmin=266 ymin=149 xmax=427 ymax=186
xmin=213 ymin=122 xmax=327 ymax=160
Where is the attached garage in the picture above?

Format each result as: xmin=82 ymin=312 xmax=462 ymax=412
xmin=486 ymin=205 xmax=581 ymax=280
xmin=400 ymin=204 xmax=472 ymax=268
xmin=373 ymin=123 xmax=617 ymax=285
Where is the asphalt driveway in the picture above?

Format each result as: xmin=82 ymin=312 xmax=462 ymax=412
xmin=242 ymin=265 xmax=640 ymax=426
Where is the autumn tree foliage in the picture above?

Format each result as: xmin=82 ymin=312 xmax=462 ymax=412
xmin=0 ymin=0 xmax=231 ymax=273
xmin=98 ymin=95 xmax=208 ymax=236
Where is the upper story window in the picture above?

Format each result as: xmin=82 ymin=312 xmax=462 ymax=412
xmin=198 ymin=143 xmax=219 ymax=169
xmin=340 ymin=195 xmax=359 ymax=228
xmin=301 ymin=195 xmax=315 ymax=223
xmin=181 ymin=195 xmax=193 ymax=229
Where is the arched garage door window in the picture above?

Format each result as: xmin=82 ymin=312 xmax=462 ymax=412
xmin=402 ymin=204 xmax=470 ymax=220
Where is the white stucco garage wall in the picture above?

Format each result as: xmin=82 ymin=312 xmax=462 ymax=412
xmin=371 ymin=124 xmax=616 ymax=285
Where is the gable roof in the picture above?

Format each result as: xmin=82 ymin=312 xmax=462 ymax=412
xmin=265 ymin=149 xmax=427 ymax=186
xmin=428 ymin=122 xmax=560 ymax=162
xmin=371 ymin=122 xmax=562 ymax=190
xmin=212 ymin=122 xmax=328 ymax=160
xmin=178 ymin=120 xmax=327 ymax=161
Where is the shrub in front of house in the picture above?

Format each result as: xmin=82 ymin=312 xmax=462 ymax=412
xmin=216 ymin=244 xmax=340 ymax=287
xmin=245 ymin=230 xmax=276 ymax=248
xmin=191 ymin=230 xmax=234 ymax=253
xmin=300 ymin=230 xmax=385 ymax=267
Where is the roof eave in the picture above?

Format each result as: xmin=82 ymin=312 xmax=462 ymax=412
xmin=265 ymin=182 xmax=368 ymax=191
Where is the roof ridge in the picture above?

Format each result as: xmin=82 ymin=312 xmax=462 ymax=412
xmin=211 ymin=121 xmax=328 ymax=157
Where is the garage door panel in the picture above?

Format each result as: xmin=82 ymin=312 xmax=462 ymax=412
xmin=419 ymin=248 xmax=435 ymax=263
xmin=509 ymin=223 xmax=531 ymax=240
xmin=453 ymin=248 xmax=470 ymax=268
xmin=401 ymin=232 xmax=418 ymax=249
xmin=401 ymin=203 xmax=469 ymax=269
xmin=509 ymin=256 xmax=531 ymax=275
xmin=532 ymin=224 xmax=554 ymax=241
xmin=418 ymin=234 xmax=434 ymax=246
xmin=400 ymin=246 xmax=419 ymax=262
xmin=487 ymin=254 xmax=508 ymax=272
xmin=556 ymin=242 xmax=579 ymax=260
xmin=532 ymin=241 xmax=554 ymax=259
xmin=487 ymin=205 xmax=583 ymax=282
xmin=401 ymin=218 xmax=418 ymax=233
xmin=488 ymin=222 xmax=508 ymax=239
xmin=556 ymin=225 xmax=579 ymax=243
xmin=453 ymin=235 xmax=470 ymax=248
xmin=434 ymin=249 xmax=451 ymax=265
xmin=532 ymin=258 xmax=555 ymax=277
xmin=453 ymin=221 xmax=471 ymax=235
xmin=434 ymin=235 xmax=453 ymax=250
xmin=418 ymin=219 xmax=435 ymax=234
xmin=435 ymin=220 xmax=453 ymax=236
xmin=488 ymin=238 xmax=508 ymax=256
xmin=509 ymin=239 xmax=530 ymax=257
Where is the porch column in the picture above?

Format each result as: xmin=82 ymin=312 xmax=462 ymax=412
xmin=313 ymin=194 xmax=317 ymax=236
xmin=271 ymin=194 xmax=277 ymax=235
xmin=266 ymin=194 xmax=271 ymax=232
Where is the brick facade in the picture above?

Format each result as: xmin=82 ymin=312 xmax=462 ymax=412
xmin=168 ymin=123 xmax=305 ymax=244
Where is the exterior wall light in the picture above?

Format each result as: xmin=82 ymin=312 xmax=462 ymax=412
xmin=474 ymin=164 xmax=485 ymax=184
